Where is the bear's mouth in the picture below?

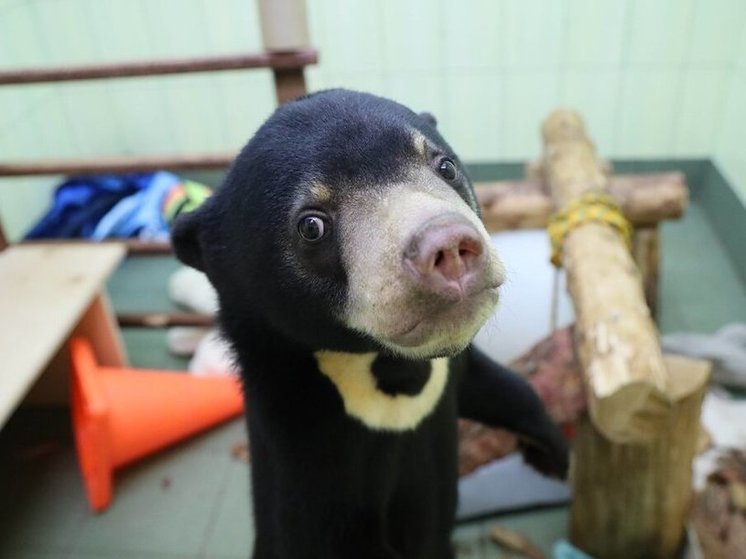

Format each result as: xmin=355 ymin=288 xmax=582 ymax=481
xmin=386 ymin=284 xmax=500 ymax=350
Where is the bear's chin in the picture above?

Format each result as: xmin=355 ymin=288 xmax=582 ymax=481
xmin=374 ymin=287 xmax=499 ymax=360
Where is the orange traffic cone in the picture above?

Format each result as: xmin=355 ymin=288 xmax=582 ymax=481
xmin=69 ymin=337 xmax=244 ymax=512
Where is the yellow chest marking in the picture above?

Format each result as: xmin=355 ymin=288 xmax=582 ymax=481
xmin=314 ymin=351 xmax=449 ymax=431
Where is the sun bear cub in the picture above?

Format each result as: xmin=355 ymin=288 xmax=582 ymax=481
xmin=172 ymin=89 xmax=568 ymax=559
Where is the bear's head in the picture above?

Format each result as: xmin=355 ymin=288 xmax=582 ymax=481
xmin=172 ymin=90 xmax=504 ymax=360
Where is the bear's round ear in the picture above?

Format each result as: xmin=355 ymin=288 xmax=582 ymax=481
xmin=171 ymin=208 xmax=207 ymax=272
xmin=419 ymin=111 xmax=438 ymax=128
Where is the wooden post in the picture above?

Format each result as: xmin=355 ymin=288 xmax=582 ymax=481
xmin=272 ymin=68 xmax=308 ymax=105
xmin=632 ymin=226 xmax=660 ymax=314
xmin=257 ymin=0 xmax=310 ymax=105
xmin=571 ymin=355 xmax=711 ymax=559
xmin=542 ymin=109 xmax=670 ymax=444
xmin=0 ymin=219 xmax=7 ymax=251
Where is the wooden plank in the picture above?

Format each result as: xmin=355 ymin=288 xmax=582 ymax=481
xmin=74 ymin=291 xmax=128 ymax=367
xmin=0 ymin=243 xmax=125 ymax=426
xmin=0 ymin=50 xmax=318 ymax=85
xmin=117 ymin=311 xmax=215 ymax=328
xmin=0 ymin=152 xmax=235 ymax=177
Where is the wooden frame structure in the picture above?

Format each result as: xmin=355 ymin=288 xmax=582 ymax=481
xmin=0 ymin=0 xmax=316 ymax=328
xmin=0 ymin=0 xmax=315 ymax=243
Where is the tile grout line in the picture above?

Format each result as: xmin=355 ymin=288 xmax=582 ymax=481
xmin=196 ymin=454 xmax=242 ymax=558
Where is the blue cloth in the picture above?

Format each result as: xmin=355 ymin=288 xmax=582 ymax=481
xmin=25 ymin=172 xmax=180 ymax=240
xmin=91 ymin=171 xmax=180 ymax=241
xmin=25 ymin=174 xmax=152 ymax=239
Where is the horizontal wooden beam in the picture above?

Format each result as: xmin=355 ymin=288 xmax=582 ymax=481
xmin=0 ymin=152 xmax=235 ymax=177
xmin=117 ymin=311 xmax=214 ymax=328
xmin=476 ymin=171 xmax=687 ymax=231
xmin=0 ymin=50 xmax=317 ymax=85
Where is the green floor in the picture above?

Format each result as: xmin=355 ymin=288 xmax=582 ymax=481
xmin=2 ymin=168 xmax=745 ymax=558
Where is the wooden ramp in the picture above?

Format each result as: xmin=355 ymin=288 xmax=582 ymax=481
xmin=0 ymin=243 xmax=126 ymax=426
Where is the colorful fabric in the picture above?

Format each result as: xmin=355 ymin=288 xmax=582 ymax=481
xmin=163 ymin=180 xmax=213 ymax=225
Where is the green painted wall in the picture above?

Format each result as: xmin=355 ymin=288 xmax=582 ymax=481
xmin=1 ymin=0 xmax=745 ymax=239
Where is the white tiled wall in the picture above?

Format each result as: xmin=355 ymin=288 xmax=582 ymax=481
xmin=1 ymin=0 xmax=745 ymax=238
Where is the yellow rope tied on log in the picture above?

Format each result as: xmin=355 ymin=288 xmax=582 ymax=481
xmin=548 ymin=192 xmax=633 ymax=267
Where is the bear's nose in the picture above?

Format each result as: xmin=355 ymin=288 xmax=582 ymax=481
xmin=403 ymin=214 xmax=486 ymax=301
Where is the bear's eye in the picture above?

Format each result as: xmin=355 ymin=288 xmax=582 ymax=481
xmin=438 ymin=158 xmax=458 ymax=181
xmin=298 ymin=215 xmax=327 ymax=242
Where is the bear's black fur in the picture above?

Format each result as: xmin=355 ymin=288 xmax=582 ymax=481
xmin=172 ymin=89 xmax=568 ymax=559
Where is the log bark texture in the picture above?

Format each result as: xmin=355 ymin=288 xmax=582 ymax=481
xmin=570 ymin=355 xmax=711 ymax=559
xmin=542 ymin=110 xmax=670 ymax=444
xmin=476 ymin=172 xmax=687 ymax=232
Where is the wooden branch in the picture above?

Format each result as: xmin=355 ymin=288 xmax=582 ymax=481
xmin=0 ymin=50 xmax=317 ymax=85
xmin=571 ymin=355 xmax=711 ymax=559
xmin=542 ymin=110 xmax=671 ymax=444
xmin=475 ymin=172 xmax=687 ymax=232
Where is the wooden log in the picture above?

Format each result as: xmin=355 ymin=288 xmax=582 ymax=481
xmin=570 ymin=354 xmax=711 ymax=559
xmin=475 ymin=172 xmax=687 ymax=232
xmin=542 ymin=109 xmax=670 ymax=444
xmin=525 ymin=158 xmax=612 ymax=181
xmin=0 ymin=50 xmax=318 ymax=85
